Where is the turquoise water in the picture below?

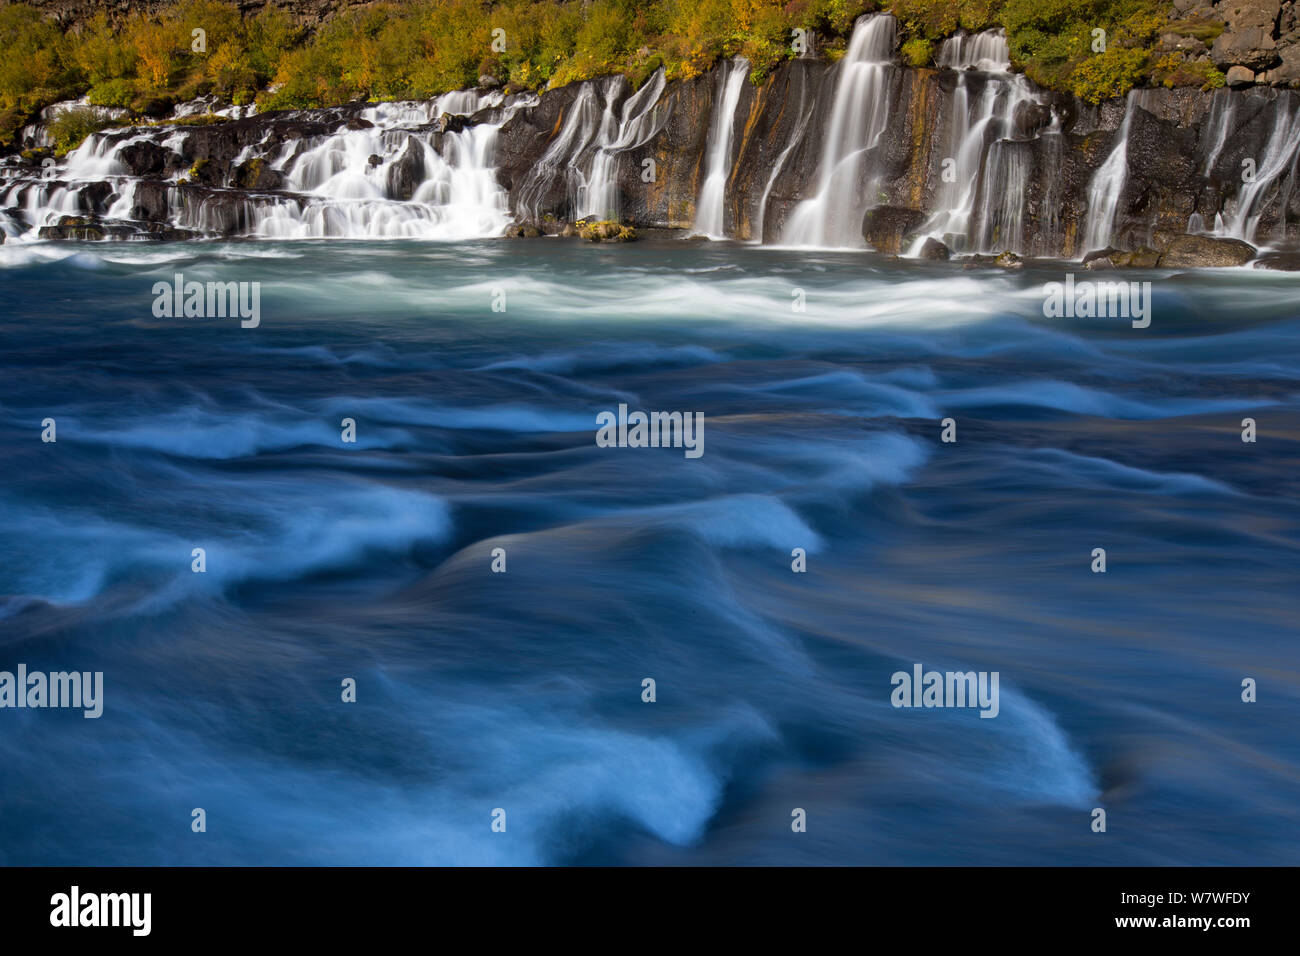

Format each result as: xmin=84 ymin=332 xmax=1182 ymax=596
xmin=0 ymin=238 xmax=1297 ymax=864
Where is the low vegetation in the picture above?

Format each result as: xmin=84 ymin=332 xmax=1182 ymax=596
xmin=0 ymin=0 xmax=1225 ymax=151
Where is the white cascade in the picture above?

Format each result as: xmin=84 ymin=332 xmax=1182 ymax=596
xmin=906 ymin=30 xmax=1044 ymax=255
xmin=781 ymin=14 xmax=898 ymax=248
xmin=1222 ymin=93 xmax=1300 ymax=243
xmin=576 ymin=71 xmax=668 ymax=221
xmin=694 ymin=58 xmax=749 ymax=237
xmin=0 ymin=88 xmax=532 ymax=242
xmin=1081 ymin=91 xmax=1145 ymax=254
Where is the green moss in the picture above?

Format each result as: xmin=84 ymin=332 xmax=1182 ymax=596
xmin=901 ymin=37 xmax=933 ymax=67
xmin=578 ymin=219 xmax=637 ymax=241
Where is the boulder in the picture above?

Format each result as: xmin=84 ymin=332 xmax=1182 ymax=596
xmin=1226 ymin=65 xmax=1257 ymax=87
xmin=1158 ymin=233 xmax=1257 ymax=267
xmin=503 ymin=221 xmax=543 ymax=238
xmin=1212 ymin=0 xmax=1283 ymax=70
xmin=577 ymin=219 xmax=637 ymax=242
xmin=917 ymin=237 xmax=951 ymax=260
xmin=861 ymin=205 xmax=927 ymax=254
xmin=1013 ymin=100 xmax=1054 ymax=138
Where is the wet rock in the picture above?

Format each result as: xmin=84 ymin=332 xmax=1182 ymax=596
xmin=1112 ymin=246 xmax=1163 ymax=267
xmin=1252 ymin=250 xmax=1300 ymax=269
xmin=917 ymin=237 xmax=951 ymax=260
xmin=385 ymin=141 xmax=425 ymax=200
xmin=130 ymin=180 xmax=170 ymax=221
xmin=119 ymin=140 xmax=169 ymax=177
xmin=1013 ymin=100 xmax=1054 ymax=138
xmin=503 ymin=221 xmax=543 ymax=238
xmin=37 ymin=214 xmax=195 ymax=241
xmin=1158 ymin=233 xmax=1257 ymax=266
xmin=478 ymin=75 xmax=502 ymax=90
xmin=1082 ymin=246 xmax=1122 ymax=266
xmin=995 ymin=251 xmax=1024 ymax=269
xmin=78 ymin=180 xmax=113 ymax=214
xmin=232 ymin=157 xmax=282 ymax=191
xmin=437 ymin=112 xmax=469 ymax=134
xmin=861 ymin=205 xmax=927 ymax=254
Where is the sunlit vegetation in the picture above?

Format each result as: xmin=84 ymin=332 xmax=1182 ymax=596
xmin=0 ymin=0 xmax=1225 ymax=151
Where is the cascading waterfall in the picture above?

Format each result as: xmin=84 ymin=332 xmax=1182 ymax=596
xmin=1082 ymin=91 xmax=1146 ymax=254
xmin=5 ymin=35 xmax=1300 ymax=254
xmin=937 ymin=29 xmax=1012 ymax=72
xmin=781 ymin=14 xmax=898 ymax=248
xmin=906 ymin=30 xmax=1046 ymax=255
xmin=1200 ymin=89 xmax=1236 ymax=176
xmin=754 ymin=73 xmax=814 ymax=243
xmin=0 ymin=89 xmax=530 ymax=241
xmin=1222 ymin=92 xmax=1300 ymax=243
xmin=514 ymin=71 xmax=666 ymax=224
xmin=576 ymin=71 xmax=668 ymax=221
xmin=693 ymin=59 xmax=749 ymax=238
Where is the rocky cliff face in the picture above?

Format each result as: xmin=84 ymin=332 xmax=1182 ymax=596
xmin=3 ymin=15 xmax=1299 ymax=265
xmin=1195 ymin=0 xmax=1300 ymax=86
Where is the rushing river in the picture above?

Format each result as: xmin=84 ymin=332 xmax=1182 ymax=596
xmin=1 ymin=239 xmax=1297 ymax=865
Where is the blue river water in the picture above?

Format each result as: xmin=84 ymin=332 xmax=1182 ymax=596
xmin=0 ymin=238 xmax=1297 ymax=865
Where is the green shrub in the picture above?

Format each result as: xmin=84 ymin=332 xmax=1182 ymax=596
xmin=47 ymin=106 xmax=118 ymax=154
xmin=901 ymin=37 xmax=933 ymax=66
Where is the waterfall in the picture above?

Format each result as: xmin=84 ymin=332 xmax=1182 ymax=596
xmin=694 ymin=59 xmax=749 ymax=238
xmin=754 ymin=73 xmax=814 ymax=243
xmin=515 ymin=82 xmax=611 ymax=223
xmin=781 ymin=14 xmax=898 ymax=248
xmin=1223 ymin=92 xmax=1300 ymax=243
xmin=576 ymin=71 xmax=668 ymax=221
xmin=1082 ymin=91 xmax=1144 ymax=254
xmin=937 ymin=28 xmax=1012 ymax=72
xmin=1200 ymin=89 xmax=1236 ymax=176
xmin=905 ymin=30 xmax=1044 ymax=255
xmin=0 ymin=89 xmax=530 ymax=242
xmin=515 ymin=70 xmax=667 ymax=224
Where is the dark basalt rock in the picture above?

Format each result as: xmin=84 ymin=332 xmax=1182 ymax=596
xmin=861 ymin=205 xmax=927 ymax=254
xmin=119 ymin=140 xmax=170 ymax=177
xmin=1014 ymin=100 xmax=1054 ymax=138
xmin=130 ymin=180 xmax=170 ymax=221
xmin=37 ymin=214 xmax=196 ymax=241
xmin=232 ymin=157 xmax=283 ymax=191
xmin=917 ymin=237 xmax=951 ymax=260
xmin=386 ymin=141 xmax=425 ymax=200
xmin=1253 ymin=250 xmax=1300 ymax=269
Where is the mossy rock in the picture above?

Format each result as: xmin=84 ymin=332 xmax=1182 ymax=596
xmin=577 ymin=219 xmax=637 ymax=242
